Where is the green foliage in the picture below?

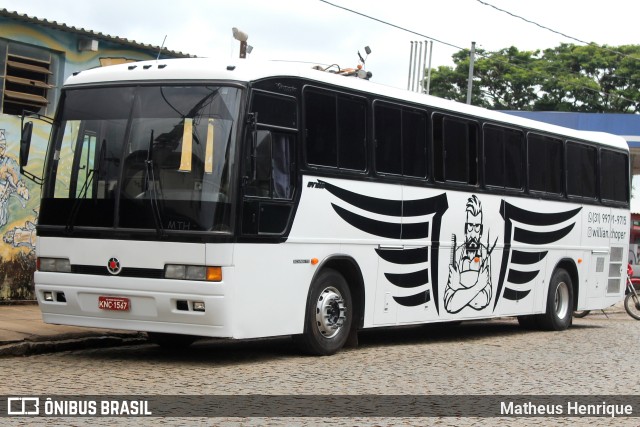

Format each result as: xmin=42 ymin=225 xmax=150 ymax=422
xmin=427 ymin=43 xmax=640 ymax=112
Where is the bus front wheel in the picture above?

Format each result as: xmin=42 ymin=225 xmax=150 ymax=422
xmin=297 ymin=268 xmax=353 ymax=356
xmin=537 ymin=268 xmax=573 ymax=331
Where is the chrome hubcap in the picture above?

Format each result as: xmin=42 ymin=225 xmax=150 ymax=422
xmin=315 ymin=287 xmax=346 ymax=339
xmin=554 ymin=281 xmax=570 ymax=319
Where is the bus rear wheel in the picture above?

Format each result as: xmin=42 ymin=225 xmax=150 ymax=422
xmin=297 ymin=268 xmax=352 ymax=356
xmin=537 ymin=268 xmax=573 ymax=331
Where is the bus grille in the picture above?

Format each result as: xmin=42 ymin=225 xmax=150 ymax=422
xmin=71 ymin=265 xmax=164 ymax=279
xmin=607 ymin=246 xmax=623 ymax=294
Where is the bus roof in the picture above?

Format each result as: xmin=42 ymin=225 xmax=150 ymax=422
xmin=65 ymin=57 xmax=629 ymax=151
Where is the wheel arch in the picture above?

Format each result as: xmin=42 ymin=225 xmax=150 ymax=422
xmin=310 ymin=255 xmax=365 ymax=329
xmin=552 ymin=258 xmax=579 ymax=311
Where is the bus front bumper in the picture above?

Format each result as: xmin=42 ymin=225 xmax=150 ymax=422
xmin=35 ymin=272 xmax=233 ymax=338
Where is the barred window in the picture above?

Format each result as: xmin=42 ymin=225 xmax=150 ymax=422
xmin=0 ymin=40 xmax=60 ymax=116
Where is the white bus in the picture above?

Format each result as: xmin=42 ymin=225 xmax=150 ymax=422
xmin=21 ymin=58 xmax=630 ymax=355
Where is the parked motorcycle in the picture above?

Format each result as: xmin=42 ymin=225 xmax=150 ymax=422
xmin=573 ymin=263 xmax=640 ymax=320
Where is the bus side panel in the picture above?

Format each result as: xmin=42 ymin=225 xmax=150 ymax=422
xmin=280 ymin=175 xmax=628 ymax=332
xmin=289 ymin=177 xmax=579 ymax=325
xmin=580 ymin=206 xmax=629 ymax=310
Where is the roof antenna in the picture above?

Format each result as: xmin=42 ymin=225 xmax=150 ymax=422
xmin=157 ymin=35 xmax=167 ymax=61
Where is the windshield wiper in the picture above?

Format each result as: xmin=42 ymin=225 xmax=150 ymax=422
xmin=65 ymin=139 xmax=105 ymax=234
xmin=144 ymin=129 xmax=166 ymax=239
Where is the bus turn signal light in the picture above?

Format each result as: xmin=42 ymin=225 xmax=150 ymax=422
xmin=206 ymin=267 xmax=222 ymax=282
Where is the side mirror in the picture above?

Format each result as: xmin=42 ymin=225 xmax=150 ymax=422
xmin=20 ymin=121 xmax=33 ymax=167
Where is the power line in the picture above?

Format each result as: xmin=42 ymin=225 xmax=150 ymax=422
xmin=318 ymin=0 xmax=638 ymax=106
xmin=318 ymin=0 xmax=465 ymax=52
xmin=476 ymin=0 xmax=640 ymax=62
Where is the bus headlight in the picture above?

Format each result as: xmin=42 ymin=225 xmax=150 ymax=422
xmin=164 ymin=264 xmax=222 ymax=282
xmin=164 ymin=264 xmax=185 ymax=279
xmin=38 ymin=257 xmax=71 ymax=273
xmin=185 ymin=266 xmax=206 ymax=281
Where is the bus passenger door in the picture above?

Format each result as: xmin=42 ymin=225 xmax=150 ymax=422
xmin=241 ymin=130 xmax=296 ymax=235
xmin=393 ymin=186 xmax=445 ymax=324
xmin=370 ymin=183 xmax=404 ymax=326
xmin=241 ymin=91 xmax=297 ymax=236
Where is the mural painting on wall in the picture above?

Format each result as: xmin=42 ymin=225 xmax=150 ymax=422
xmin=0 ymin=13 xmax=174 ymax=300
xmin=0 ymin=122 xmax=40 ymax=301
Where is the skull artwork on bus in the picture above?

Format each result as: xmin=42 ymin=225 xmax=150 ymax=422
xmin=444 ymin=195 xmax=497 ymax=314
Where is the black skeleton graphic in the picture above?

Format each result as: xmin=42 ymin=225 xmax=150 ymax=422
xmin=444 ymin=195 xmax=497 ymax=314
xmin=320 ymin=181 xmax=581 ymax=316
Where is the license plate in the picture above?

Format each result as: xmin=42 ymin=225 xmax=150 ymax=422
xmin=98 ymin=296 xmax=130 ymax=311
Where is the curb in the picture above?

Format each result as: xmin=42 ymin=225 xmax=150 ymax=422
xmin=0 ymin=333 xmax=148 ymax=357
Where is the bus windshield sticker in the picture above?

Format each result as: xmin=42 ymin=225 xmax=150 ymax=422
xmin=178 ymin=118 xmax=193 ymax=172
xmin=204 ymin=118 xmax=214 ymax=174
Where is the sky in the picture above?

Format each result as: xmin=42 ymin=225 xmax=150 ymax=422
xmin=4 ymin=0 xmax=640 ymax=209
xmin=2 ymin=0 xmax=639 ymax=90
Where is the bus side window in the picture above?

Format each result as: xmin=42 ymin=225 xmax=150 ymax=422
xmin=601 ymin=149 xmax=629 ymax=203
xmin=249 ymin=130 xmax=273 ymax=198
xmin=566 ymin=141 xmax=597 ymax=199
xmin=304 ymin=88 xmax=366 ymax=171
xmin=305 ymin=90 xmax=337 ymax=167
xmin=244 ymin=131 xmax=295 ymax=200
xmin=242 ymin=130 xmax=295 ymax=235
xmin=433 ymin=114 xmax=478 ymax=185
xmin=374 ymin=103 xmax=427 ymax=178
xmin=483 ymin=124 xmax=524 ymax=190
xmin=271 ymin=133 xmax=294 ymax=199
xmin=528 ymin=133 xmax=563 ymax=195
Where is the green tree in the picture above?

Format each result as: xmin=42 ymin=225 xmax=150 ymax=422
xmin=427 ymin=43 xmax=640 ymax=113
xmin=476 ymin=46 xmax=541 ymax=110
xmin=428 ymin=48 xmax=488 ymax=107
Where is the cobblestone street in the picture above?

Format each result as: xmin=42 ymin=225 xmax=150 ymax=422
xmin=2 ymin=308 xmax=638 ymax=425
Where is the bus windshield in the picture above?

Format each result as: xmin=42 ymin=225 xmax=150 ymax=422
xmin=40 ymin=85 xmax=241 ymax=234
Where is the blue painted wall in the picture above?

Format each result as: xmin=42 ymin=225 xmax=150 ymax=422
xmin=504 ymin=111 xmax=640 ymax=148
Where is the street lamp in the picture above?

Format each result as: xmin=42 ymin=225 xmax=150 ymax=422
xmin=232 ymin=27 xmax=251 ymax=58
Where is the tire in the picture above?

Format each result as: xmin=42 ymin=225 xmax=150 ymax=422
xmin=572 ymin=310 xmax=590 ymax=318
xmin=297 ymin=268 xmax=353 ymax=356
xmin=624 ymin=293 xmax=640 ymax=321
xmin=537 ymin=268 xmax=573 ymax=331
xmin=147 ymin=332 xmax=198 ymax=349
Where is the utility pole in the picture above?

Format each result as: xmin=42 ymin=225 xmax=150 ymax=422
xmin=466 ymin=41 xmax=476 ymax=104
xmin=425 ymin=40 xmax=433 ymax=95
xmin=407 ymin=41 xmax=414 ymax=91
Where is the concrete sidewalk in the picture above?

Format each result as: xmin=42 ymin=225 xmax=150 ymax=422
xmin=0 ymin=303 xmax=146 ymax=357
